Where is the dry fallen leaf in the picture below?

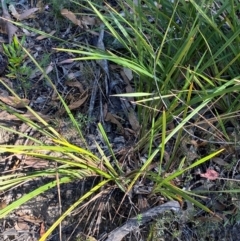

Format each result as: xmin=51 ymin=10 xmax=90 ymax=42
xmin=66 ymin=80 xmax=85 ymax=93
xmin=15 ymin=211 xmax=43 ymax=224
xmin=68 ymin=91 xmax=88 ymax=110
xmin=0 ymin=96 xmax=30 ymax=108
xmin=9 ymin=4 xmax=20 ymax=19
xmin=123 ymin=67 xmax=133 ymax=80
xmin=36 ymin=30 xmax=56 ymax=40
xmin=18 ymin=8 xmax=39 ymax=20
xmin=9 ymin=5 xmax=38 ymax=21
xmin=105 ymin=112 xmax=124 ymax=132
xmin=61 ymin=9 xmax=82 ymax=27
xmin=24 ymin=157 xmax=49 ymax=169
xmin=120 ymin=70 xmax=134 ymax=102
xmin=39 ymin=62 xmax=53 ymax=80
xmin=200 ymin=169 xmax=219 ymax=180
xmin=0 ymin=110 xmax=51 ymax=121
xmin=14 ymin=221 xmax=29 ymax=231
xmin=59 ymin=58 xmax=75 ymax=64
xmin=61 ymin=9 xmax=96 ymax=29
xmin=82 ymin=16 xmax=96 ymax=26
xmin=128 ymin=109 xmax=140 ymax=132
xmin=0 ymin=200 xmax=6 ymax=209
xmin=40 ymin=222 xmax=45 ymax=237
xmin=1 ymin=2 xmax=18 ymax=43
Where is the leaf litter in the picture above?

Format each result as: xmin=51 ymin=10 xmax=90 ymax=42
xmin=0 ymin=1 xmax=239 ymax=241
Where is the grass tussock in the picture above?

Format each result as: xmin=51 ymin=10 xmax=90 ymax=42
xmin=1 ymin=0 xmax=240 ymax=240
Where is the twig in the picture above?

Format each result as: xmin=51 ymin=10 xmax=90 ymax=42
xmin=105 ymin=201 xmax=180 ymax=241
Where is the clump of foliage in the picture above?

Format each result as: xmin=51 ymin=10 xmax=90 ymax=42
xmin=3 ymin=35 xmax=32 ymax=94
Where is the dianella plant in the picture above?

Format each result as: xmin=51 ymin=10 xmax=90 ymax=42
xmin=0 ymin=0 xmax=240 ymax=240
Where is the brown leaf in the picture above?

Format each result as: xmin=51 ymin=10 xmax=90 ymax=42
xmin=105 ymin=112 xmax=124 ymax=132
xmin=128 ymin=109 xmax=140 ymax=132
xmin=24 ymin=157 xmax=49 ymax=169
xmin=9 ymin=5 xmax=38 ymax=21
xmin=0 ymin=200 xmax=6 ymax=209
xmin=15 ymin=211 xmax=43 ymax=224
xmin=68 ymin=91 xmax=88 ymax=110
xmin=40 ymin=222 xmax=45 ymax=237
xmin=66 ymin=81 xmax=84 ymax=93
xmin=14 ymin=221 xmax=29 ymax=231
xmin=9 ymin=4 xmax=20 ymax=20
xmin=0 ymin=96 xmax=29 ymax=108
xmin=120 ymin=70 xmax=134 ymax=102
xmin=0 ymin=110 xmax=51 ymax=121
xmin=59 ymin=58 xmax=75 ymax=64
xmin=1 ymin=1 xmax=18 ymax=43
xmin=36 ymin=30 xmax=56 ymax=40
xmin=39 ymin=62 xmax=53 ymax=80
xmin=18 ymin=8 xmax=39 ymax=20
xmin=61 ymin=9 xmax=96 ymax=29
xmin=82 ymin=16 xmax=96 ymax=26
xmin=61 ymin=9 xmax=82 ymax=27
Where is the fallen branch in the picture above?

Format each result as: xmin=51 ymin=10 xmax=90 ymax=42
xmin=105 ymin=200 xmax=180 ymax=241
